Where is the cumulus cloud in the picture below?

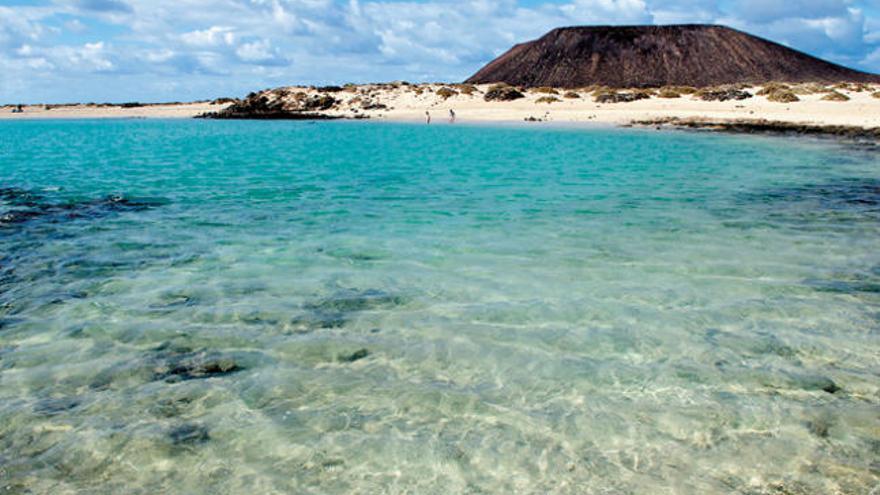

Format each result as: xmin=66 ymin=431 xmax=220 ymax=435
xmin=235 ymin=38 xmax=289 ymax=65
xmin=561 ymin=0 xmax=651 ymax=24
xmin=1 ymin=0 xmax=878 ymax=103
xmin=179 ymin=26 xmax=236 ymax=47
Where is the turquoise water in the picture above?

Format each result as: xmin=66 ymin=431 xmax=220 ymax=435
xmin=1 ymin=120 xmax=879 ymax=494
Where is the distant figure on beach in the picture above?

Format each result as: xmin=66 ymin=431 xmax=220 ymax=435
xmin=425 ymin=111 xmax=431 ymax=124
xmin=12 ymin=104 xmax=23 ymax=114
xmin=449 ymin=109 xmax=456 ymax=123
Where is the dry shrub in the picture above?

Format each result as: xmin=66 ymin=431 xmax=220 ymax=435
xmin=563 ymin=91 xmax=580 ymax=99
xmin=765 ymin=89 xmax=800 ymax=103
xmin=790 ymin=83 xmax=831 ymax=95
xmin=657 ymin=88 xmax=682 ymax=98
xmin=821 ymin=91 xmax=850 ymax=102
xmin=756 ymin=83 xmax=790 ymax=96
xmin=531 ymin=86 xmax=559 ymax=95
xmin=872 ymin=91 xmax=880 ymax=99
xmin=436 ymin=87 xmax=458 ymax=100
xmin=592 ymin=89 xmax=617 ymax=102
xmin=454 ymin=84 xmax=478 ymax=96
xmin=535 ymin=96 xmax=561 ymax=104
xmin=590 ymin=86 xmax=613 ymax=97
xmin=832 ymin=82 xmax=867 ymax=92
xmin=835 ymin=82 xmax=869 ymax=92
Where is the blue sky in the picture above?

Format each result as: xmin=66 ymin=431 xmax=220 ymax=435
xmin=2 ymin=0 xmax=879 ymax=103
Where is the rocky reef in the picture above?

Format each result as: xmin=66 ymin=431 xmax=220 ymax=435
xmin=631 ymin=117 xmax=880 ymax=141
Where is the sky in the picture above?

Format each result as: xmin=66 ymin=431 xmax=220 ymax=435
xmin=1 ymin=0 xmax=880 ymax=103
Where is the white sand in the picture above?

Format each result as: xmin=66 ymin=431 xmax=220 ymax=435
xmin=3 ymin=84 xmax=879 ymax=129
xmin=356 ymin=84 xmax=880 ymax=128
xmin=0 ymin=102 xmax=225 ymax=120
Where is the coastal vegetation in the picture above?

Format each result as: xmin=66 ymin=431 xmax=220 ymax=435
xmin=435 ymin=87 xmax=458 ymax=99
xmin=821 ymin=91 xmax=850 ymax=102
xmin=765 ymin=89 xmax=800 ymax=103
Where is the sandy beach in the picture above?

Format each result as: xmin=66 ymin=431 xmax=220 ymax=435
xmin=3 ymin=83 xmax=879 ymax=131
xmin=0 ymin=102 xmax=227 ymax=120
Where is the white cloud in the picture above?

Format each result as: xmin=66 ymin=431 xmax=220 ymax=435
xmin=179 ymin=26 xmax=236 ymax=47
xmin=0 ymin=6 xmax=47 ymax=48
xmin=235 ymin=38 xmax=287 ymax=65
xmin=561 ymin=0 xmax=651 ymax=24
xmin=69 ymin=41 xmax=115 ymax=71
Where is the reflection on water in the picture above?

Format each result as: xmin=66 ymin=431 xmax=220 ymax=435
xmin=0 ymin=120 xmax=878 ymax=494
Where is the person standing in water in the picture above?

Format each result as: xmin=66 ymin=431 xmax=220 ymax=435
xmin=425 ymin=111 xmax=431 ymax=124
xmin=449 ymin=109 xmax=456 ymax=123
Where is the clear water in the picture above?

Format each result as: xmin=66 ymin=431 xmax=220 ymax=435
xmin=1 ymin=120 xmax=878 ymax=494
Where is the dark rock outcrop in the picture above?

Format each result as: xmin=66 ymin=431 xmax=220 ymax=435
xmin=466 ymin=25 xmax=880 ymax=88
xmin=483 ymin=84 xmax=525 ymax=102
xmin=594 ymin=91 xmax=651 ymax=104
xmin=695 ymin=88 xmax=752 ymax=102
xmin=198 ymin=90 xmax=342 ymax=120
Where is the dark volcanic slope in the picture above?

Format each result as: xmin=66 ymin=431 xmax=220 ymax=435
xmin=466 ymin=25 xmax=880 ymax=88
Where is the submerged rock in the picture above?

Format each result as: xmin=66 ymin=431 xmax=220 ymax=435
xmin=169 ymin=423 xmax=210 ymax=445
xmin=150 ymin=396 xmax=196 ymax=418
xmin=307 ymin=288 xmax=406 ymax=313
xmin=0 ymin=187 xmax=42 ymax=207
xmin=789 ymin=373 xmax=841 ymax=394
xmin=86 ymin=345 xmax=256 ymax=388
xmin=292 ymin=288 xmax=408 ymax=332
xmin=338 ymin=348 xmax=369 ymax=363
xmin=753 ymin=178 xmax=880 ymax=209
xmin=806 ymin=416 xmax=833 ymax=438
xmin=154 ymin=355 xmax=242 ymax=382
xmin=33 ymin=397 xmax=80 ymax=416
xmin=0 ymin=189 xmax=168 ymax=229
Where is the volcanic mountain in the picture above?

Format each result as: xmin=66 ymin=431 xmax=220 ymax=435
xmin=466 ymin=25 xmax=880 ymax=88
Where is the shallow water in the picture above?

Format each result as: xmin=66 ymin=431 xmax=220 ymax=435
xmin=1 ymin=120 xmax=878 ymax=494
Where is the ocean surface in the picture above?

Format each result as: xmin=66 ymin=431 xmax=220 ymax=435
xmin=1 ymin=120 xmax=878 ymax=494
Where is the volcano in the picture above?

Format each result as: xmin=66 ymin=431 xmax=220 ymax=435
xmin=465 ymin=25 xmax=880 ymax=88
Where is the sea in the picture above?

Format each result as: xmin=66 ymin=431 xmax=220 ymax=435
xmin=1 ymin=119 xmax=878 ymax=494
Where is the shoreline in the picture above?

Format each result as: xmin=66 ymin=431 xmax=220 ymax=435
xmin=3 ymin=82 xmax=880 ymax=141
